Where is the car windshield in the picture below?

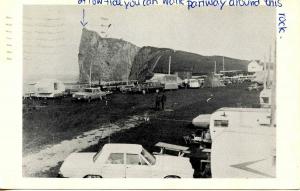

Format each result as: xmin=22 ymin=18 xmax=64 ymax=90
xmin=141 ymin=149 xmax=156 ymax=165
xmin=84 ymin=89 xmax=93 ymax=93
xmin=93 ymin=147 xmax=103 ymax=162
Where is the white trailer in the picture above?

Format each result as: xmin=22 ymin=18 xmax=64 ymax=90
xmin=209 ymin=107 xmax=276 ymax=178
xmin=34 ymin=79 xmax=65 ymax=98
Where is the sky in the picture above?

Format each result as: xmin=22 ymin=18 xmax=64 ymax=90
xmin=23 ymin=5 xmax=276 ymax=81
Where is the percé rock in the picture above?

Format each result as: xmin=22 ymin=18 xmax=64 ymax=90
xmin=78 ymin=28 xmax=249 ymax=83
xmin=78 ymin=28 xmax=140 ymax=82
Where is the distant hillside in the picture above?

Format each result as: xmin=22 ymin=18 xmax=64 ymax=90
xmin=78 ymin=29 xmax=249 ymax=83
xmin=129 ymin=47 xmax=249 ymax=81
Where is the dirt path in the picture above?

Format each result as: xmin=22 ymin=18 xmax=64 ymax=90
xmin=22 ymin=115 xmax=145 ymax=177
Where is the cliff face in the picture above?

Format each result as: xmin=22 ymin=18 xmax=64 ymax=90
xmin=78 ymin=28 xmax=140 ymax=82
xmin=129 ymin=47 xmax=172 ymax=82
xmin=78 ymin=28 xmax=249 ymax=83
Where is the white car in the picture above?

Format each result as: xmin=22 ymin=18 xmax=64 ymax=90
xmin=72 ymin=87 xmax=110 ymax=102
xmin=58 ymin=144 xmax=194 ymax=178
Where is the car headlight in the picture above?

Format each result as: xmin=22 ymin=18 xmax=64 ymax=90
xmin=72 ymin=94 xmax=75 ymax=98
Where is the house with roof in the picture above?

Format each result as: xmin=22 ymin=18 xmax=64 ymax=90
xmin=248 ymin=60 xmax=264 ymax=72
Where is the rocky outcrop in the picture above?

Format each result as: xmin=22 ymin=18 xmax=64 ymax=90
xmin=129 ymin=47 xmax=173 ymax=82
xmin=78 ymin=28 xmax=140 ymax=82
xmin=78 ymin=28 xmax=249 ymax=83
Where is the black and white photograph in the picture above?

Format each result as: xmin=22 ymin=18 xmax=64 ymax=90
xmin=21 ymin=5 xmax=277 ymax=179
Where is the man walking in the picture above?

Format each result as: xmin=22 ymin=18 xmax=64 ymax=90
xmin=161 ymin=91 xmax=167 ymax=110
xmin=155 ymin=92 xmax=161 ymax=111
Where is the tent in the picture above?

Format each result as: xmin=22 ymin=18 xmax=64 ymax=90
xmin=203 ymin=73 xmax=225 ymax=88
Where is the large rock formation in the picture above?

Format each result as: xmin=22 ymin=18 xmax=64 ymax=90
xmin=78 ymin=28 xmax=249 ymax=83
xmin=78 ymin=28 xmax=140 ymax=82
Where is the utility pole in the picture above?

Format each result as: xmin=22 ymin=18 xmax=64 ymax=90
xmin=263 ymin=55 xmax=267 ymax=89
xmin=168 ymin=50 xmax=175 ymax=75
xmin=127 ymin=42 xmax=130 ymax=85
xmin=267 ymin=45 xmax=272 ymax=88
xmin=214 ymin=61 xmax=217 ymax=74
xmin=168 ymin=55 xmax=171 ymax=75
xmin=271 ymin=41 xmax=276 ymax=127
xmin=89 ymin=62 xmax=92 ymax=87
xmin=222 ymin=56 xmax=225 ymax=71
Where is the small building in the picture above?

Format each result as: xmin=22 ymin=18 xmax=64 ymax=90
xmin=248 ymin=60 xmax=264 ymax=72
xmin=34 ymin=79 xmax=65 ymax=98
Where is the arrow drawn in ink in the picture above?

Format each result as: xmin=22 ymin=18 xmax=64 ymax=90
xmin=80 ymin=9 xmax=88 ymax=27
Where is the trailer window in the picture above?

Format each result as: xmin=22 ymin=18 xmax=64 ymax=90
xmin=214 ymin=120 xmax=228 ymax=127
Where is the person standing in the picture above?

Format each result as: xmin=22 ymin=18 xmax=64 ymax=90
xmin=161 ymin=92 xmax=167 ymax=110
xmin=155 ymin=92 xmax=161 ymax=111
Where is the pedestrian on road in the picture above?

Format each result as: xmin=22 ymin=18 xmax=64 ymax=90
xmin=161 ymin=91 xmax=167 ymax=110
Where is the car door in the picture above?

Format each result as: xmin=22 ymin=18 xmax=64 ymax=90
xmin=125 ymin=153 xmax=152 ymax=178
xmin=100 ymin=153 xmax=126 ymax=178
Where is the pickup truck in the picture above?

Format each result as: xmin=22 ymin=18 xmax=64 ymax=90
xmin=72 ymin=87 xmax=111 ymax=102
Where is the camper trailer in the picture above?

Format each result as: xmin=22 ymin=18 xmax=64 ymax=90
xmin=188 ymin=79 xmax=200 ymax=88
xmin=163 ymin=75 xmax=178 ymax=90
xmin=209 ymin=107 xmax=275 ymax=178
xmin=260 ymin=88 xmax=272 ymax=108
xmin=148 ymin=74 xmax=178 ymax=90
xmin=34 ymin=79 xmax=65 ymax=98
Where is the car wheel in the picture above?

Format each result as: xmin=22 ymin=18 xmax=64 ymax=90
xmin=164 ymin=175 xmax=181 ymax=178
xmin=84 ymin=175 xmax=103 ymax=178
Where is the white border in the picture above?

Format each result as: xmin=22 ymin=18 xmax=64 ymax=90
xmin=0 ymin=0 xmax=299 ymax=189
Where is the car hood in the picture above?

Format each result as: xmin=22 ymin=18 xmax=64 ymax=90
xmin=59 ymin=152 xmax=97 ymax=177
xmin=154 ymin=155 xmax=194 ymax=177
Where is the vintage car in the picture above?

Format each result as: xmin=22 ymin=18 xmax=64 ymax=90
xmin=58 ymin=143 xmax=194 ymax=178
xmin=72 ymin=87 xmax=110 ymax=102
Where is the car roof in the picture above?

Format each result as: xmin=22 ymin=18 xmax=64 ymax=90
xmin=102 ymin=143 xmax=143 ymax=154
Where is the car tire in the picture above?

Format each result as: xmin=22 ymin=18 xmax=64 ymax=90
xmin=164 ymin=175 xmax=181 ymax=178
xmin=84 ymin=175 xmax=103 ymax=178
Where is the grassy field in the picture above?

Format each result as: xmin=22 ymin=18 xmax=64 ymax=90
xmin=23 ymin=83 xmax=260 ymax=177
